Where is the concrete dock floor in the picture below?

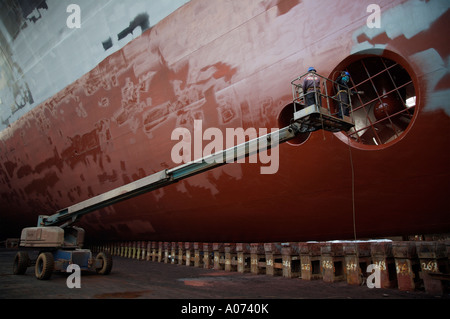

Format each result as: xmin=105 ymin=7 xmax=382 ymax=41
xmin=1 ymin=248 xmax=446 ymax=316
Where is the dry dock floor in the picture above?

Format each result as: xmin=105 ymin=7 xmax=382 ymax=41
xmin=0 ymin=248 xmax=447 ymax=316
xmin=1 ymin=248 xmax=445 ymax=299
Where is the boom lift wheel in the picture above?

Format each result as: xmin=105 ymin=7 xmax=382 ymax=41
xmin=13 ymin=251 xmax=30 ymax=275
xmin=95 ymin=251 xmax=113 ymax=275
xmin=35 ymin=252 xmax=54 ymax=280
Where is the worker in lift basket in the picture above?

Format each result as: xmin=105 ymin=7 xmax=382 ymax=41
xmin=335 ymin=71 xmax=353 ymax=119
xmin=302 ymin=67 xmax=322 ymax=107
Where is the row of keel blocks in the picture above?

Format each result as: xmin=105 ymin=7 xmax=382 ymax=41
xmin=88 ymin=240 xmax=450 ymax=295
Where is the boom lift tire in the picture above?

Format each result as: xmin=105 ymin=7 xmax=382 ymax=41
xmin=13 ymin=251 xmax=30 ymax=275
xmin=95 ymin=251 xmax=113 ymax=275
xmin=35 ymin=252 xmax=54 ymax=280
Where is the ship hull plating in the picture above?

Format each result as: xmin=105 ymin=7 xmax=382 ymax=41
xmin=1 ymin=0 xmax=449 ymax=242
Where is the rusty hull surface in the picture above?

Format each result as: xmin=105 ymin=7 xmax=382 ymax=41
xmin=0 ymin=0 xmax=449 ymax=243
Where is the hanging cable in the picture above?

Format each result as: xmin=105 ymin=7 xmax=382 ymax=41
xmin=348 ymin=136 xmax=357 ymax=240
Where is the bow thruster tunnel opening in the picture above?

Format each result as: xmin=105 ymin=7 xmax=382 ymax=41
xmin=277 ymin=103 xmax=311 ymax=146
xmin=277 ymin=52 xmax=417 ymax=148
xmin=333 ymin=53 xmax=417 ymax=149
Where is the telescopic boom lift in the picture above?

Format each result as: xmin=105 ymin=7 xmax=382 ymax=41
xmin=13 ymin=73 xmax=355 ymax=280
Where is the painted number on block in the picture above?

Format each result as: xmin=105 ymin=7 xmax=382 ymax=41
xmin=421 ymin=261 xmax=438 ymax=272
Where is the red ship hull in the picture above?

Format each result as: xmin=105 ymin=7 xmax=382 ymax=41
xmin=1 ymin=0 xmax=449 ymax=242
